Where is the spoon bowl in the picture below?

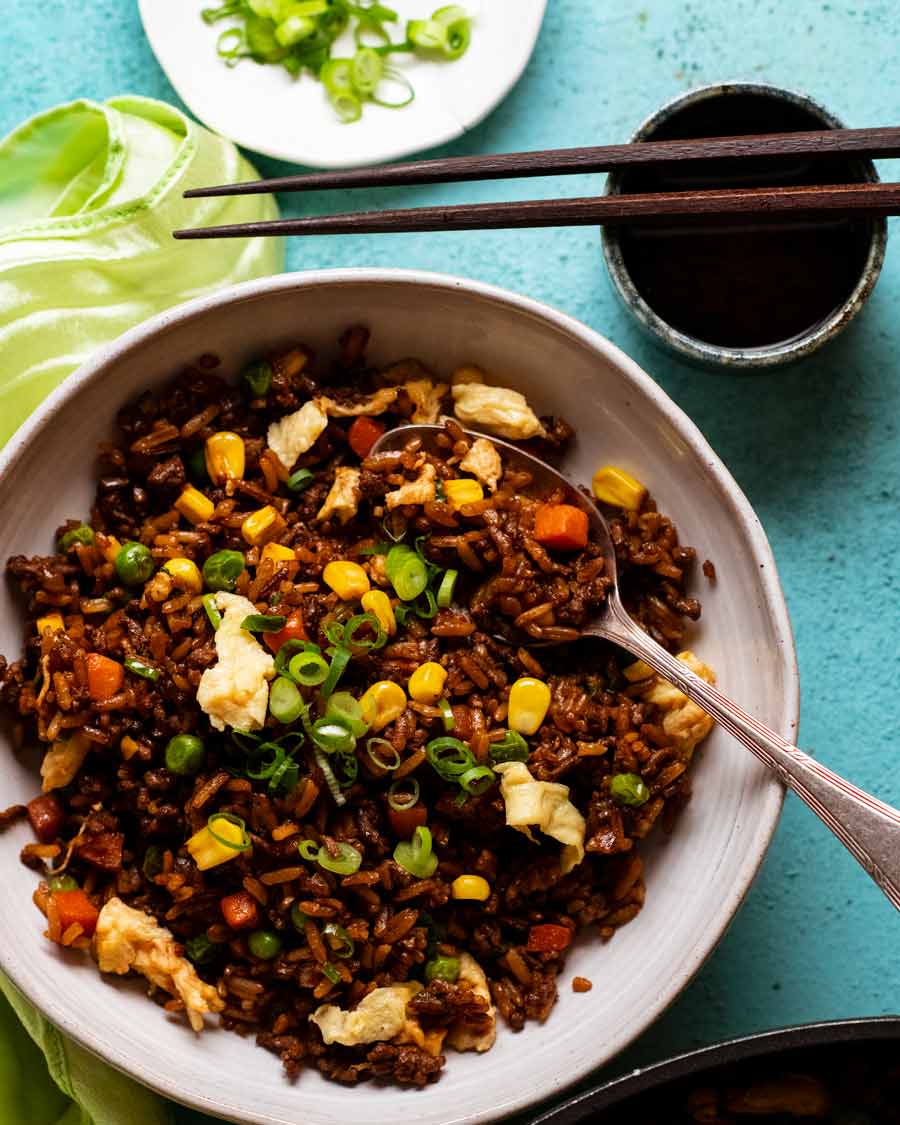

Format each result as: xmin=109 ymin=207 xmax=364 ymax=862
xmin=374 ymin=422 xmax=900 ymax=913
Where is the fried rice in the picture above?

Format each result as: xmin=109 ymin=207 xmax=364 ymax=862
xmin=0 ymin=326 xmax=715 ymax=1087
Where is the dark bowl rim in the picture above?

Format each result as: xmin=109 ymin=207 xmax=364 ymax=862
xmin=528 ymin=1016 xmax=900 ymax=1123
xmin=601 ymin=81 xmax=889 ymax=371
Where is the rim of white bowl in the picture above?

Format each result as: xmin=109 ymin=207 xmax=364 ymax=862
xmin=0 ymin=269 xmax=798 ymax=1124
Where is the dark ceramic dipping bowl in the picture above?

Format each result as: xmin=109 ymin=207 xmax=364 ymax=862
xmin=602 ymin=83 xmax=887 ymax=370
xmin=530 ymin=1017 xmax=900 ymax=1123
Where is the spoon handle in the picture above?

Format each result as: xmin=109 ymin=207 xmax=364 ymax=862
xmin=602 ymin=606 xmax=900 ymax=911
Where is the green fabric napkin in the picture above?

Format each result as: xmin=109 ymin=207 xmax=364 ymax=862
xmin=0 ymin=94 xmax=284 ymax=446
xmin=0 ymin=94 xmax=285 ymax=1125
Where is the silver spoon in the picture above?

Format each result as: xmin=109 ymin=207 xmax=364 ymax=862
xmin=372 ymin=424 xmax=900 ymax=910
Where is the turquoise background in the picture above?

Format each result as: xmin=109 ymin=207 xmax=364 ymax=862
xmin=3 ymin=0 xmax=899 ymax=1120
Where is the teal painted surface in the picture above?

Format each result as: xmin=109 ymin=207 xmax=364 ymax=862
xmin=3 ymin=0 xmax=899 ymax=1119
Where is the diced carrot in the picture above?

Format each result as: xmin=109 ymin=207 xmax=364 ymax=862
xmin=526 ymin=923 xmax=574 ymax=953
xmin=85 ymin=653 xmax=123 ymax=701
xmin=347 ymin=416 xmax=386 ymax=459
xmin=533 ymin=504 xmax=589 ymax=551
xmin=221 ymin=890 xmax=259 ymax=930
xmin=388 ymin=803 xmax=428 ymax=839
xmin=264 ymin=609 xmax=308 ymax=653
xmin=26 ymin=795 xmax=65 ymax=843
xmin=52 ymin=890 xmax=100 ymax=938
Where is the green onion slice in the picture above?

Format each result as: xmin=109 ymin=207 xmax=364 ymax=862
xmin=489 ymin=730 xmax=530 ymax=764
xmin=185 ymin=934 xmax=220 ymax=965
xmin=333 ymin=750 xmax=359 ymax=789
xmin=298 ymin=838 xmax=320 ymax=861
xmin=426 ymin=736 xmax=475 ymax=779
xmin=459 ymin=764 xmax=495 ymax=796
xmin=407 ymin=17 xmax=446 ymax=49
xmin=317 ymin=840 xmax=363 ymax=875
xmin=325 ymin=692 xmax=369 ymax=737
xmin=394 ymin=825 xmax=438 ymax=878
xmin=314 ymin=747 xmax=347 ymax=807
xmin=351 ymin=46 xmax=383 ymax=94
xmin=291 ymin=902 xmax=309 ymax=931
xmin=246 ymin=744 xmax=284 ymax=780
xmin=288 ymin=650 xmax=329 ymax=686
xmin=372 ymin=66 xmax=415 ymax=108
xmin=425 ymin=954 xmax=460 ymax=982
xmin=437 ymin=698 xmax=455 ymax=731
xmin=382 ymin=510 xmax=407 ymax=541
xmin=366 ymin=737 xmax=401 ymax=771
xmin=343 ymin=612 xmax=387 ymax=651
xmin=323 ymin=922 xmax=355 ymax=958
xmin=388 ymin=777 xmax=419 ymax=811
xmin=387 ymin=546 xmax=428 ymax=601
xmin=124 ymin=657 xmax=160 ymax=682
xmin=320 ymin=644 xmax=351 ymax=699
xmin=269 ymin=676 xmax=305 ymax=724
xmin=202 ymin=593 xmax=222 ymax=630
xmin=311 ymin=718 xmax=356 ymax=755
xmin=436 ymin=568 xmax=458 ymax=608
xmin=207 ymin=812 xmax=251 ymax=851
xmin=287 ymin=467 xmax=314 ymax=492
xmin=322 ymin=961 xmax=341 ymax=984
xmin=241 ymin=613 xmax=287 ymax=633
xmin=275 ymin=638 xmax=320 ymax=677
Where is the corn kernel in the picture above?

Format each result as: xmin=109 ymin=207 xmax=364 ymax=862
xmin=408 ymin=661 xmax=448 ymax=704
xmin=359 ymin=680 xmax=407 ymax=731
xmin=36 ymin=613 xmax=64 ymax=636
xmin=186 ymin=819 xmax=247 ymax=871
xmin=162 ymin=557 xmax=203 ymax=594
xmin=450 ymin=875 xmax=491 ymax=902
xmin=508 ymin=676 xmax=551 ymax=735
xmin=241 ymin=505 xmax=287 ymax=547
xmin=622 ymin=659 xmax=655 ymax=683
xmin=591 ymin=465 xmax=646 ymax=510
xmin=205 ymin=431 xmax=246 ymax=485
xmin=444 ymin=478 xmax=484 ymax=510
xmin=361 ymin=589 xmax=396 ymax=636
xmin=260 ymin=542 xmax=297 ymax=565
xmin=174 ymin=485 xmax=215 ymax=525
xmin=323 ymin=560 xmax=370 ymax=601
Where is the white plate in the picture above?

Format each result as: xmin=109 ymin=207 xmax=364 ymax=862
xmin=138 ymin=1 xmax=547 ymax=168
xmin=0 ymin=270 xmax=797 ymax=1125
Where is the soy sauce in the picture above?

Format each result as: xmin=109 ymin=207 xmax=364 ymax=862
xmin=616 ymin=94 xmax=875 ymax=349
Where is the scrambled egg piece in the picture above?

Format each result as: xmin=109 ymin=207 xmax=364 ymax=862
xmin=385 ymin=462 xmax=437 ymax=510
xmin=40 ymin=731 xmax=90 ymax=792
xmin=316 ymin=466 xmax=362 ymax=524
xmin=495 ymin=761 xmax=585 ymax=874
xmin=446 ymin=953 xmax=496 ymax=1053
xmin=310 ymin=982 xmax=422 ymax=1047
xmin=316 ymin=388 xmax=398 ymax=417
xmin=640 ymin=650 xmax=716 ymax=755
xmin=266 ymin=399 xmax=328 ymax=470
xmin=196 ymin=592 xmax=275 ymax=732
xmin=459 ymin=437 xmax=503 ymax=492
xmin=94 ymin=898 xmax=224 ymax=1032
xmin=451 ymin=382 xmax=544 ymax=441
xmin=403 ymin=378 xmax=448 ymax=424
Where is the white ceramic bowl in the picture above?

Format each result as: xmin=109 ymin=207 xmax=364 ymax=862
xmin=0 ymin=270 xmax=798 ymax=1125
xmin=138 ymin=0 xmax=547 ymax=168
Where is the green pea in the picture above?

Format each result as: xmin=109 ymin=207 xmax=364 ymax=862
xmin=165 ymin=733 xmax=206 ymax=776
xmin=115 ymin=541 xmax=155 ymax=586
xmin=47 ymin=874 xmax=78 ymax=892
xmin=58 ymin=525 xmax=94 ymax=552
xmin=202 ymin=549 xmax=245 ymax=592
xmin=242 ymin=359 xmax=272 ymax=398
xmin=248 ymin=930 xmax=282 ymax=960
xmin=609 ymin=772 xmax=650 ymax=808
xmin=186 ymin=446 xmax=208 ymax=483
xmin=424 ymin=955 xmax=460 ymax=983
xmin=291 ymin=903 xmax=309 ymax=932
xmin=185 ymin=934 xmax=220 ymax=965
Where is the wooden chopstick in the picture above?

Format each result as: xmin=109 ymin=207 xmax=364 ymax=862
xmin=182 ymin=126 xmax=900 ymax=199
xmin=173 ymin=180 xmax=900 ymax=240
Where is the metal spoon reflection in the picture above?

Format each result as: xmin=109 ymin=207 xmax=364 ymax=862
xmin=372 ymin=423 xmax=900 ymax=912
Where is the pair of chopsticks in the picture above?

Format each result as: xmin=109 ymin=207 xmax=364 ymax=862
xmin=174 ymin=126 xmax=900 ymax=240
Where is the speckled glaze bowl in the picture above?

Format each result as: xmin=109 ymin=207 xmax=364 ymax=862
xmin=0 ymin=270 xmax=798 ymax=1125
xmin=602 ymin=82 xmax=888 ymax=370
